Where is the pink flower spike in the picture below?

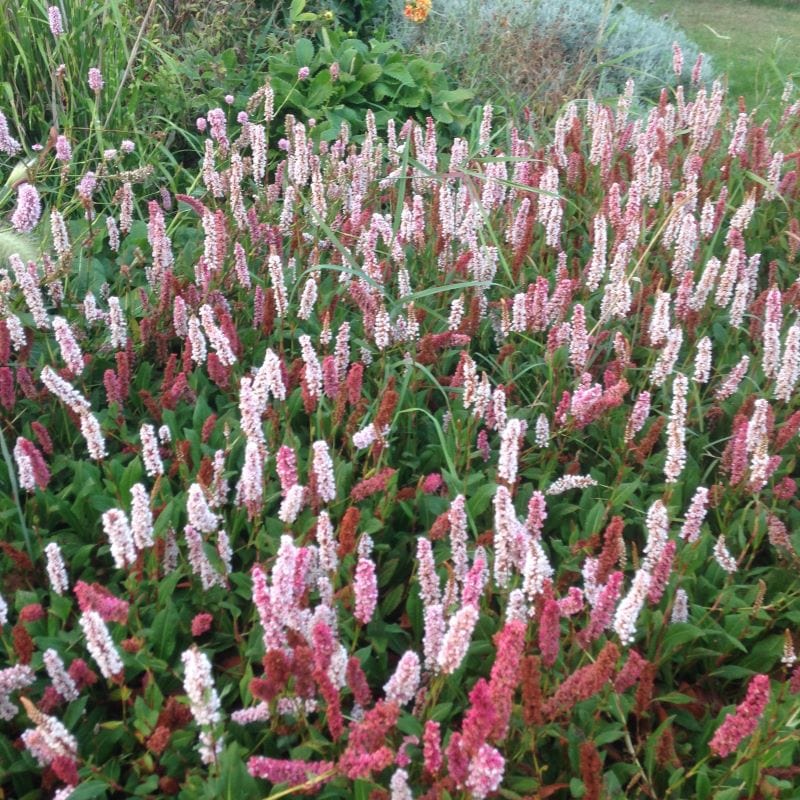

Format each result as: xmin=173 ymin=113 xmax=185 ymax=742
xmin=312 ymin=440 xmax=336 ymax=503
xmin=421 ymin=472 xmax=443 ymax=493
xmin=48 ymin=6 xmax=63 ymax=36
xmin=101 ymin=509 xmax=136 ymax=569
xmin=672 ymin=41 xmax=683 ymax=77
xmin=55 ymin=135 xmax=71 ymax=162
xmin=87 ymin=67 xmax=104 ymax=92
xmin=181 ymin=647 xmax=223 ymax=764
xmin=466 ymin=743 xmax=505 ymax=800
xmin=437 ymin=604 xmax=479 ymax=674
xmin=539 ymin=598 xmax=561 ymax=667
xmin=0 ymin=110 xmax=21 ymax=155
xmin=79 ymin=610 xmax=123 ymax=680
xmin=74 ymin=581 xmax=129 ymax=624
xmin=354 ymin=553 xmax=378 ymax=625
xmin=709 ymin=674 xmax=770 ymax=758
xmin=13 ymin=437 xmax=50 ymax=492
xmin=423 ymin=720 xmax=442 ymax=776
xmin=45 ymin=543 xmax=69 ymax=595
xmin=488 ymin=619 xmax=526 ymax=739
xmin=192 ymin=613 xmax=213 ymax=637
xmin=247 ymin=756 xmax=333 ymax=784
xmin=383 ymin=650 xmax=420 ymax=706
xmin=11 ymin=184 xmax=42 ymax=233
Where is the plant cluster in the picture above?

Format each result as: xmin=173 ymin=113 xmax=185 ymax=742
xmin=141 ymin=0 xmax=474 ymax=156
xmin=1 ymin=9 xmax=800 ymax=800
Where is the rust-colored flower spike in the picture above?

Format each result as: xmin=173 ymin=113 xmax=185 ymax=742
xmin=781 ymin=629 xmax=797 ymax=667
xmin=579 ymin=741 xmax=603 ymax=800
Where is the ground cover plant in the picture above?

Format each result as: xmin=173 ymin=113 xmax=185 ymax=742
xmin=2 ymin=7 xmax=800 ymax=800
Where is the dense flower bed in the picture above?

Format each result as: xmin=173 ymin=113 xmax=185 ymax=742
xmin=1 ymin=66 xmax=800 ymax=799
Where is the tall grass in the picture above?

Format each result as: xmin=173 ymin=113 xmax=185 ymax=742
xmin=0 ymin=0 xmax=205 ymax=193
xmin=2 ymin=1 xmax=143 ymax=144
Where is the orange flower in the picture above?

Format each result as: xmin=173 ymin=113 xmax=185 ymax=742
xmin=404 ymin=0 xmax=431 ymax=23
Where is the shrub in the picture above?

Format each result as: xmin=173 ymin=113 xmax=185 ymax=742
xmin=534 ymin=0 xmax=713 ymax=97
xmin=132 ymin=0 xmax=474 ymax=167
xmin=253 ymin=28 xmax=474 ymax=139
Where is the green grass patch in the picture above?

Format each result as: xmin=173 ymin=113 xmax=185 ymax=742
xmin=628 ymin=0 xmax=800 ymax=114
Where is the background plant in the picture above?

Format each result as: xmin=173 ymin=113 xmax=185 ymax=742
xmin=390 ymin=0 xmax=713 ymax=119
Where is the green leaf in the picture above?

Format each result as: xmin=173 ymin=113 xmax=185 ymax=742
xmin=381 ymin=582 xmax=405 ymax=616
xmin=306 ymin=76 xmax=335 ymax=108
xmin=713 ymin=789 xmax=745 ymax=800
xmin=64 ymin=696 xmax=89 ymax=728
xmin=696 ymin=766 xmax=711 ymax=800
xmin=357 ymin=63 xmax=382 ymax=84
xmin=397 ymin=87 xmax=424 ymax=108
xmin=134 ymin=776 xmax=159 ymax=796
xmin=382 ymin=62 xmax=415 ymax=87
xmin=67 ymin=783 xmax=108 ymax=800
xmin=582 ymin=499 xmax=606 ymax=538
xmin=644 ymin=715 xmax=675 ymax=779
xmin=295 ymin=38 xmax=314 ymax=66
xmin=216 ymin=742 xmax=260 ymax=798
xmin=711 ymin=665 xmax=755 ymax=680
xmin=610 ymin=480 xmax=640 ymax=509
xmin=594 ymin=728 xmax=624 ymax=745
xmin=396 ymin=713 xmax=423 ymax=736
xmin=433 ymin=88 xmax=473 ymax=104
xmin=289 ymin=0 xmax=306 ymax=22
xmin=468 ymin=481 xmax=497 ymax=519
xmin=431 ymin=105 xmax=454 ymax=124
xmin=150 ymin=604 xmax=179 ymax=660
xmin=157 ymin=567 xmax=181 ymax=604
xmin=661 ymin=624 xmax=706 ymax=658
xmin=430 ymin=702 xmax=454 ymax=722
xmin=570 ymin=777 xmax=586 ymax=797
xmin=353 ymin=781 xmax=372 ymax=800
xmin=654 ymin=692 xmax=695 ymax=705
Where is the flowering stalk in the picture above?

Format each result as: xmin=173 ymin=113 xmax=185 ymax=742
xmin=709 ymin=674 xmax=770 ymax=757
xmin=181 ymin=647 xmax=223 ymax=765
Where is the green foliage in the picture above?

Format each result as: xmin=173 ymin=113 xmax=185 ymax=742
xmin=136 ymin=0 xmax=287 ymax=150
xmin=121 ymin=2 xmax=472 ymax=167
xmin=0 ymin=0 xmax=204 ymax=196
xmin=256 ymin=27 xmax=474 ymax=140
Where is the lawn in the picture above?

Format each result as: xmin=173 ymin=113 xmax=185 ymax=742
xmin=628 ymin=0 xmax=800 ymax=112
